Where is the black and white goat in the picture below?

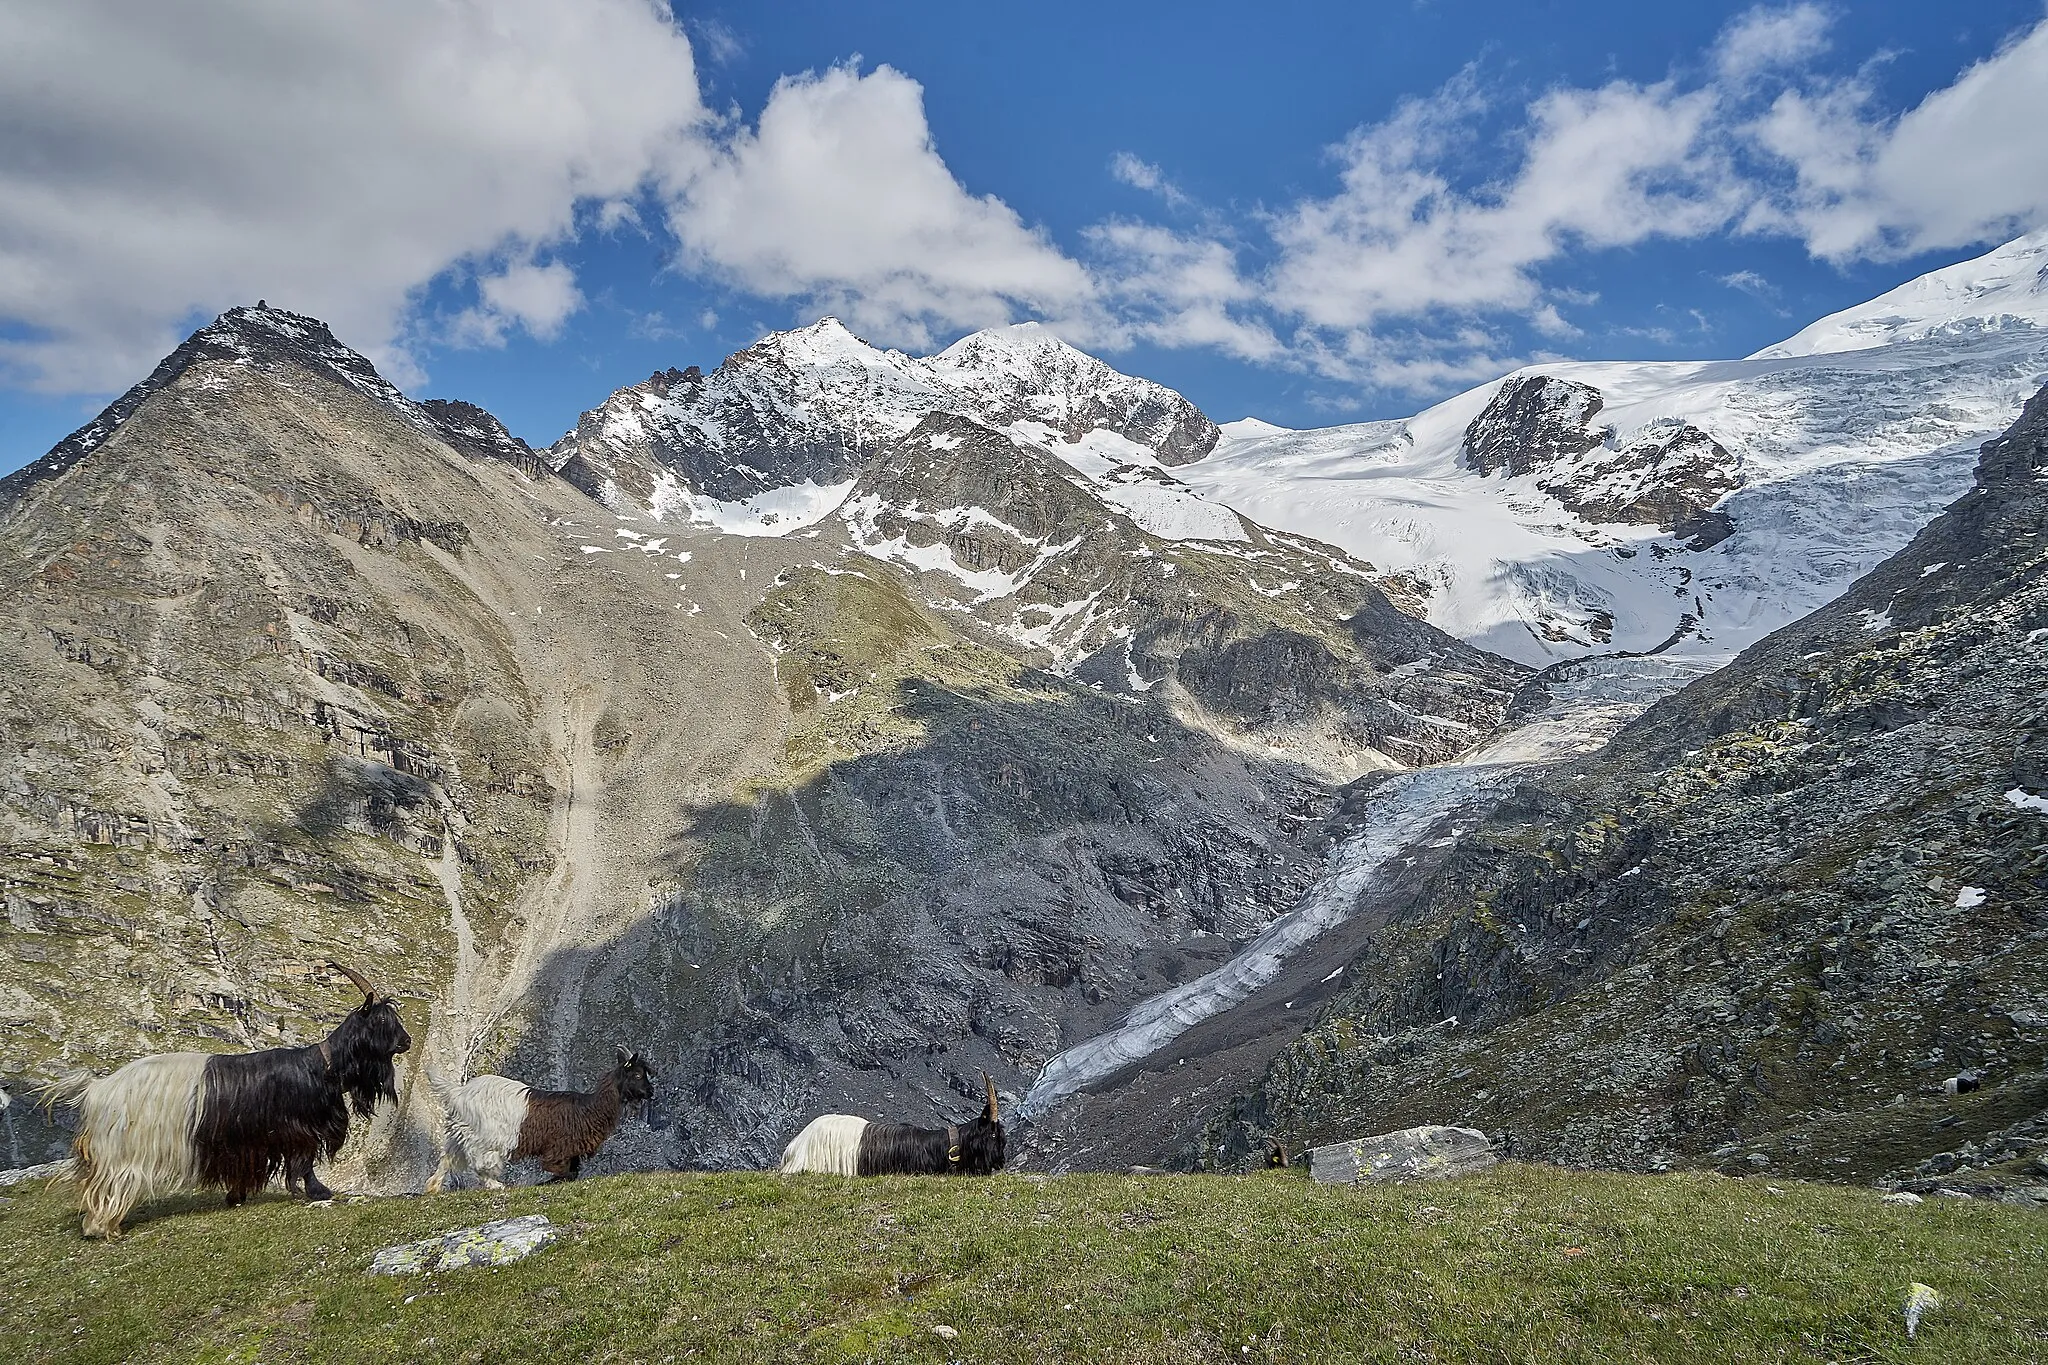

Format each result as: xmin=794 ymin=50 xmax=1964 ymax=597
xmin=426 ymin=1047 xmax=654 ymax=1191
xmin=779 ymin=1074 xmax=1006 ymax=1176
xmin=44 ymin=963 xmax=410 ymax=1239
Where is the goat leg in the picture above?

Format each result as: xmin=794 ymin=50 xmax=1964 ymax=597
xmin=299 ymin=1158 xmax=334 ymax=1202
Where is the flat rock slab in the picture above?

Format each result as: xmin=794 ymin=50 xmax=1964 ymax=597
xmin=1308 ymin=1124 xmax=1496 ymax=1185
xmin=369 ymin=1214 xmax=558 ymax=1275
xmin=0 ymin=1160 xmax=73 ymax=1189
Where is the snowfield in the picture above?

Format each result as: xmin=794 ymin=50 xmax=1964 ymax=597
xmin=1181 ymin=231 xmax=2048 ymax=666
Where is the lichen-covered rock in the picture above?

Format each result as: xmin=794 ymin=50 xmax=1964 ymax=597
xmin=368 ymin=1214 xmax=557 ymax=1275
xmin=1307 ymin=1124 xmax=1496 ymax=1184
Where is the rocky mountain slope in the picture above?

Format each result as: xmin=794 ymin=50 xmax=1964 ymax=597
xmin=11 ymin=235 xmax=2046 ymax=1189
xmin=1207 ymin=381 xmax=2048 ymax=1194
xmin=0 ymin=306 xmax=1516 ymax=1176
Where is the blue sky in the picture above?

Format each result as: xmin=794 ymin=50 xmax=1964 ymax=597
xmin=4 ymin=1 xmax=2047 ymax=475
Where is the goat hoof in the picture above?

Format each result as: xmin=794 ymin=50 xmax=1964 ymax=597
xmin=482 ymin=1179 xmax=505 ymax=1190
xmin=304 ymin=1181 xmax=334 ymax=1203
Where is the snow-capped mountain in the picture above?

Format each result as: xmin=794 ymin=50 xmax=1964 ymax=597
xmin=545 ymin=232 xmax=2048 ymax=673
xmin=1757 ymin=230 xmax=2048 ymax=358
xmin=1181 ymin=231 xmax=2048 ymax=666
xmin=548 ymin=317 xmax=1218 ymax=523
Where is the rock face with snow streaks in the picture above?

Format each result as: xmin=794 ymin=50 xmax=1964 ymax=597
xmin=838 ymin=412 xmax=1524 ymax=774
xmin=548 ymin=318 xmax=1217 ymax=517
xmin=1463 ymin=376 xmax=1742 ymax=547
xmin=1462 ymin=375 xmax=1610 ymax=478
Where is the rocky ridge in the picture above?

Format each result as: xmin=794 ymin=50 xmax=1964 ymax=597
xmin=548 ymin=318 xmax=1218 ymax=514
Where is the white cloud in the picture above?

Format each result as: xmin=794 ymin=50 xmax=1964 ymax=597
xmin=1715 ymin=4 xmax=1832 ymax=81
xmin=1748 ymin=20 xmax=2048 ymax=260
xmin=1109 ymin=153 xmax=1193 ymax=210
xmin=449 ymin=259 xmax=584 ymax=347
xmin=1259 ymin=70 xmax=1742 ymax=385
xmin=1086 ymin=221 xmax=1280 ymax=361
xmin=1718 ymin=268 xmax=1780 ymax=301
xmin=0 ymin=0 xmax=708 ymax=392
xmin=664 ymin=63 xmax=1095 ymax=349
xmin=5 ymin=0 xmax=2046 ymax=414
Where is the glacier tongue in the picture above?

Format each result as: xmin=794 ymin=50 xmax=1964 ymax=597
xmin=1019 ymin=652 xmax=1707 ymax=1120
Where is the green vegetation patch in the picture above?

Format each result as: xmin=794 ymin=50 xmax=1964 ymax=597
xmin=3 ymin=1165 xmax=2043 ymax=1364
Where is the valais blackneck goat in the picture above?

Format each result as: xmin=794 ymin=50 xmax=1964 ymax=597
xmin=44 ymin=962 xmax=410 ymax=1239
xmin=780 ymin=1074 xmax=1006 ymax=1176
xmin=426 ymin=1047 xmax=654 ymax=1190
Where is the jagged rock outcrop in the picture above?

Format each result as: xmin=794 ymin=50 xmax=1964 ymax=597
xmin=418 ymin=399 xmax=548 ymax=479
xmin=1463 ymin=375 xmax=1610 ymax=477
xmin=548 ymin=318 xmax=1219 ymax=514
xmin=1462 ymin=375 xmax=1742 ymax=546
xmin=1214 ymin=382 xmax=2048 ymax=1185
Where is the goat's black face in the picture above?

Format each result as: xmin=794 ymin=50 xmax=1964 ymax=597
xmin=956 ymin=1114 xmax=1006 ymax=1175
xmin=615 ymin=1050 xmax=655 ymax=1107
xmin=365 ymin=998 xmax=412 ymax=1055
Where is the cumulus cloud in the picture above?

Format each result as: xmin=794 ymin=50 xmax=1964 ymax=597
xmin=1747 ymin=20 xmax=2048 ymax=260
xmin=5 ymin=0 xmax=2046 ymax=411
xmin=665 ymin=64 xmax=1095 ymax=349
xmin=1715 ymin=3 xmax=1832 ymax=81
xmin=1187 ymin=5 xmax=2048 ymax=391
xmin=1086 ymin=221 xmax=1280 ymax=361
xmin=449 ymin=258 xmax=585 ymax=347
xmin=1258 ymin=70 xmax=1741 ymax=384
xmin=0 ymin=0 xmax=714 ymax=392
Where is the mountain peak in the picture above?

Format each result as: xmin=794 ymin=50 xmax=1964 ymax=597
xmin=2 ymin=303 xmax=542 ymax=506
xmin=746 ymin=315 xmax=904 ymax=370
xmin=1755 ymin=229 xmax=2048 ymax=359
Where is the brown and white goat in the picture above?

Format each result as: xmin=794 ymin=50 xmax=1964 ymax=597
xmin=426 ymin=1047 xmax=654 ymax=1191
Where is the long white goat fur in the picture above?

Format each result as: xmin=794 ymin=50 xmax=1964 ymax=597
xmin=779 ymin=1114 xmax=869 ymax=1175
xmin=427 ymin=1073 xmax=531 ymax=1190
xmin=50 ymin=1054 xmax=209 ymax=1238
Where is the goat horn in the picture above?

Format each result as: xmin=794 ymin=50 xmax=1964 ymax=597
xmin=984 ymin=1071 xmax=999 ymax=1121
xmin=327 ymin=961 xmax=378 ymax=1000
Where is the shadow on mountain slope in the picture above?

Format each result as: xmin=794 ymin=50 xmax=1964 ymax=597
xmin=501 ymin=652 xmax=1356 ymax=1172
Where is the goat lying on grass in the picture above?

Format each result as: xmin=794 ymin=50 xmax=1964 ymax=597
xmin=426 ymin=1047 xmax=654 ymax=1191
xmin=780 ymin=1074 xmax=1006 ymax=1176
xmin=43 ymin=962 xmax=410 ymax=1239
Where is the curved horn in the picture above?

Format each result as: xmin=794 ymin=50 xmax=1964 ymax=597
xmin=327 ymin=961 xmax=378 ymax=1000
xmin=983 ymin=1071 xmax=1000 ymax=1121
